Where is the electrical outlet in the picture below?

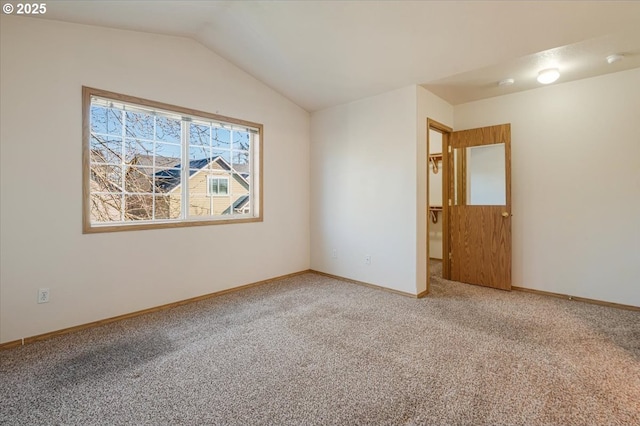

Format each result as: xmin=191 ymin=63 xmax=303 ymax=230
xmin=365 ymin=255 xmax=371 ymax=265
xmin=37 ymin=288 xmax=50 ymax=304
xmin=332 ymin=249 xmax=337 ymax=258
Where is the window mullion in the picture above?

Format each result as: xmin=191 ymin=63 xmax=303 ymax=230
xmin=120 ymin=108 xmax=126 ymax=222
xmin=229 ymin=129 xmax=234 ymax=217
xmin=209 ymin=124 xmax=214 ymax=216
xmin=181 ymin=119 xmax=190 ymax=219
xmin=152 ymin=115 xmax=156 ymax=221
xmin=248 ymin=133 xmax=260 ymax=215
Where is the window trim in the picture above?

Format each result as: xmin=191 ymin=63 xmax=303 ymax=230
xmin=82 ymin=86 xmax=263 ymax=233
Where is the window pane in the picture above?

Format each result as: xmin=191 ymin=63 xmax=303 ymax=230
xmin=90 ymin=193 xmax=123 ymax=223
xmin=212 ymin=127 xmax=231 ymax=149
xmin=124 ymin=194 xmax=154 ymax=221
xmin=188 ymin=154 xmax=211 ymax=172
xmin=156 ymin=116 xmax=181 ymax=143
xmin=90 ymin=105 xmax=107 ymax=134
xmin=91 ymin=164 xmax=123 ymax=191
xmin=232 ymin=195 xmax=251 ymax=215
xmin=155 ymin=168 xmax=181 ymax=193
xmin=90 ymin=135 xmax=122 ymax=165
xmin=154 ymin=195 xmax=180 ymax=220
xmin=106 ymin=108 xmax=122 ymax=135
xmin=90 ymin=106 xmax=122 ymax=135
xmin=232 ymin=151 xmax=250 ymax=178
xmin=231 ymin=162 xmax=250 ymax=195
xmin=212 ymin=149 xmax=231 ymax=165
xmin=187 ymin=168 xmax=207 ymax=195
xmin=126 ymin=139 xmax=154 ymax=163
xmin=189 ymin=123 xmax=210 ymax=146
xmin=212 ymin=196 xmax=233 ymax=216
xmin=232 ymin=150 xmax=249 ymax=165
xmin=208 ymin=155 xmax=229 ymax=172
xmin=189 ymin=145 xmax=210 ymax=162
xmin=235 ymin=180 xmax=250 ymax=196
xmin=125 ymin=111 xmax=154 ymax=140
xmin=233 ymin=130 xmax=250 ymax=150
xmin=125 ymin=166 xmax=154 ymax=193
xmin=188 ymin=195 xmax=211 ymax=217
xmin=155 ymin=142 xmax=181 ymax=167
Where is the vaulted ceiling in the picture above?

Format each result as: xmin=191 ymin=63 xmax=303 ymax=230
xmin=35 ymin=1 xmax=640 ymax=111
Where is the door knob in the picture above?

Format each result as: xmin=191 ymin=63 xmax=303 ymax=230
xmin=502 ymin=212 xmax=510 ymax=217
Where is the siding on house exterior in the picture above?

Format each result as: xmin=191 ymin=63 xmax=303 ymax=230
xmin=168 ymin=161 xmax=249 ymax=217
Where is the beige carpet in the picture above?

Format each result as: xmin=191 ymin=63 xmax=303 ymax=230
xmin=1 ymin=269 xmax=639 ymax=425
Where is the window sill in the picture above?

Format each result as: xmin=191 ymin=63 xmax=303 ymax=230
xmin=83 ymin=215 xmax=263 ymax=234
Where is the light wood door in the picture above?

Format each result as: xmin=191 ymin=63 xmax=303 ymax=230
xmin=447 ymin=124 xmax=511 ymax=290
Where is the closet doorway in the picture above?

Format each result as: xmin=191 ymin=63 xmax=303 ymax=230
xmin=426 ymin=119 xmax=451 ymax=293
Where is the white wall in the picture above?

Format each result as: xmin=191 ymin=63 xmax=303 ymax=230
xmin=310 ymin=86 xmax=418 ymax=293
xmin=454 ymin=68 xmax=640 ymax=306
xmin=309 ymin=85 xmax=452 ymax=295
xmin=0 ymin=16 xmax=310 ymax=343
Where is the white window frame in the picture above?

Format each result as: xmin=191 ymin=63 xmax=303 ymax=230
xmin=82 ymin=86 xmax=263 ymax=233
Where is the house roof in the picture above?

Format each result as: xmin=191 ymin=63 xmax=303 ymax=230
xmin=130 ymin=154 xmax=180 ymax=169
xmin=223 ymin=195 xmax=250 ymax=215
xmin=155 ymin=156 xmax=248 ymax=192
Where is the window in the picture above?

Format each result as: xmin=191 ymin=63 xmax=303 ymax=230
xmin=207 ymin=176 xmax=229 ymax=196
xmin=83 ymin=86 xmax=262 ymax=233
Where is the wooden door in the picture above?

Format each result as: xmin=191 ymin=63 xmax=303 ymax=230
xmin=447 ymin=124 xmax=511 ymax=290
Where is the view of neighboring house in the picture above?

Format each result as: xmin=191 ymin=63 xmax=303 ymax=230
xmin=90 ymin=153 xmax=250 ymax=222
xmin=155 ymin=156 xmax=250 ymax=217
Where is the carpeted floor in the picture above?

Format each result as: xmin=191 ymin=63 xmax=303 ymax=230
xmin=1 ymin=267 xmax=639 ymax=425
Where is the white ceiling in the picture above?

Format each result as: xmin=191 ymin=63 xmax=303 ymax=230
xmin=32 ymin=1 xmax=640 ymax=111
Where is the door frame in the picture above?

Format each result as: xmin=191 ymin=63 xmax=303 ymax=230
xmin=426 ymin=119 xmax=452 ymax=294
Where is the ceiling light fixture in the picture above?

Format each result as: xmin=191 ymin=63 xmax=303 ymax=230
xmin=606 ymin=54 xmax=624 ymax=64
xmin=537 ymin=68 xmax=560 ymax=84
xmin=498 ymin=78 xmax=515 ymax=87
